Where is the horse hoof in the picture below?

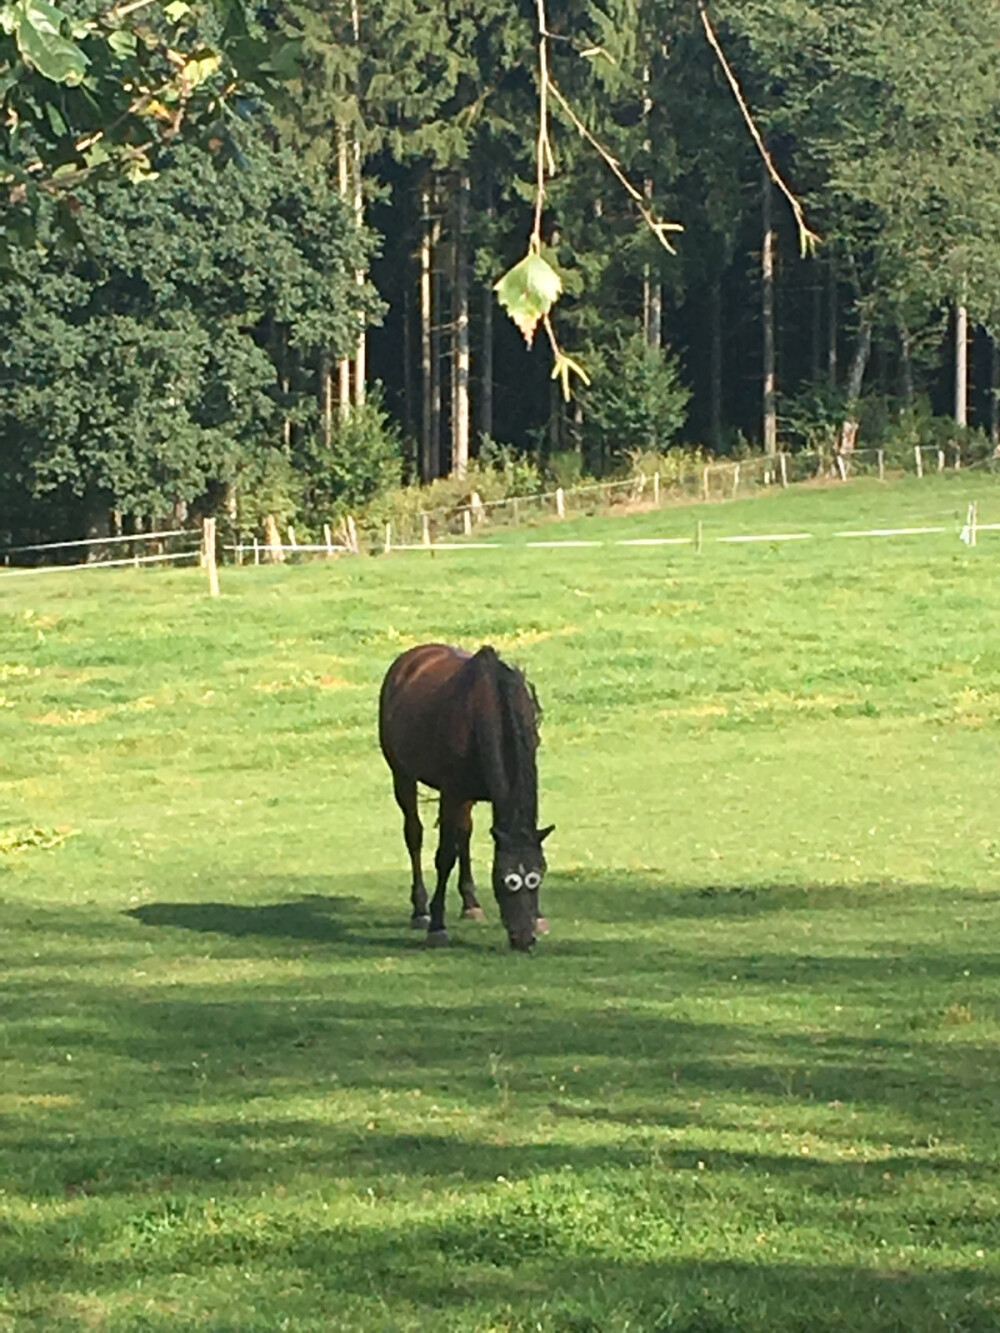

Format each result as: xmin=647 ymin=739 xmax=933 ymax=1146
xmin=411 ymin=914 xmax=431 ymax=930
xmin=426 ymin=929 xmax=450 ymax=948
xmin=535 ymin=916 xmax=551 ymax=935
xmin=461 ymin=906 xmax=486 ymax=921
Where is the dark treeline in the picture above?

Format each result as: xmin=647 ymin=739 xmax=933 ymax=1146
xmin=3 ymin=0 xmax=1000 ymax=546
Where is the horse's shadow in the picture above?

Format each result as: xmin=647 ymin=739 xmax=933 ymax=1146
xmin=124 ymin=882 xmax=508 ymax=953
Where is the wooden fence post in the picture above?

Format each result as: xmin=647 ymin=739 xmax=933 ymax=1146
xmin=877 ymin=449 xmax=885 ymax=482
xmin=264 ymin=513 xmax=284 ymax=563
xmin=287 ymin=525 xmax=297 ymax=551
xmin=652 ymin=472 xmax=660 ymax=505
xmin=512 ymin=497 xmax=520 ymax=525
xmin=914 ymin=446 xmax=923 ymax=478
xmin=937 ymin=449 xmax=945 ymax=473
xmin=347 ymin=515 xmax=359 ymax=554
xmin=323 ymin=523 xmax=334 ymax=557
xmin=836 ymin=454 xmax=847 ymax=482
xmin=954 ymin=443 xmax=962 ymax=471
xmin=253 ymin=536 xmax=260 ymax=566
xmin=471 ymin=491 xmax=485 ymax=524
xmin=463 ymin=508 xmax=472 ymax=536
xmin=556 ymin=487 xmax=565 ymax=518
xmin=779 ymin=453 xmax=788 ymax=488
xmin=384 ymin=522 xmax=392 ymax=554
xmin=202 ymin=517 xmax=220 ymax=598
xmin=702 ymin=466 xmax=710 ymax=502
xmin=421 ymin=513 xmax=431 ymax=547
xmin=731 ymin=463 xmax=740 ymax=497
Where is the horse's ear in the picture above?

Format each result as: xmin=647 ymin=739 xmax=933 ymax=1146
xmin=537 ymin=824 xmax=555 ymax=844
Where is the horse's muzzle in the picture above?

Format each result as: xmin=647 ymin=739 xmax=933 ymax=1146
xmin=508 ymin=932 xmax=536 ymax=952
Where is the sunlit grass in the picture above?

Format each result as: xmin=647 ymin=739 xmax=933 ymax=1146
xmin=2 ymin=475 xmax=1000 ymax=1330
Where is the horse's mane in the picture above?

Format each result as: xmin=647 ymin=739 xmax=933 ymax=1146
xmin=481 ymin=649 xmax=540 ymax=832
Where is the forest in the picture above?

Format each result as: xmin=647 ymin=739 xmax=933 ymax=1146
xmin=2 ymin=0 xmax=1000 ymax=543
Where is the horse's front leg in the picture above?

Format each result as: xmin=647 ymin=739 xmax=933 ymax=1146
xmin=455 ymin=800 xmax=485 ymax=921
xmin=427 ymin=800 xmax=458 ymax=947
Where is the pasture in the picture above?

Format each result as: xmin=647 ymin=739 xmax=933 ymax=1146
xmin=2 ymin=474 xmax=1000 ymax=1331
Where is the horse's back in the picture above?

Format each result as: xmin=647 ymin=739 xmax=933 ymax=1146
xmin=379 ymin=643 xmax=480 ymax=791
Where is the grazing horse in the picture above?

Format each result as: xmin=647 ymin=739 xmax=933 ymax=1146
xmin=378 ymin=643 xmax=553 ymax=951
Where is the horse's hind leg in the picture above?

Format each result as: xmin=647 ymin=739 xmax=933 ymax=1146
xmin=427 ymin=797 xmax=459 ymax=946
xmin=393 ymin=773 xmax=429 ymax=927
xmin=454 ymin=800 xmax=485 ymax=921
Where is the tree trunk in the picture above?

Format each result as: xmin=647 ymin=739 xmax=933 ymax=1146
xmin=403 ymin=284 xmax=414 ymax=444
xmin=898 ymin=319 xmax=914 ymax=407
xmin=827 ymin=254 xmax=838 ymax=389
xmin=710 ymin=274 xmax=723 ymax=449
xmin=955 ymin=300 xmax=968 ymax=428
xmin=320 ymin=351 xmax=333 ymax=448
xmin=762 ymin=166 xmax=777 ymax=456
xmin=430 ymin=184 xmax=442 ymax=478
xmin=420 ymin=183 xmax=433 ymax=481
xmin=337 ymin=129 xmax=352 ymax=416
xmin=353 ymin=128 xmax=366 ymax=409
xmin=839 ymin=317 xmax=872 ymax=455
xmin=480 ymin=178 xmax=495 ymax=446
xmin=351 ymin=0 xmax=365 ymax=409
xmin=452 ymin=173 xmax=470 ymax=479
xmin=811 ymin=278 xmax=822 ymax=385
xmin=992 ymin=337 xmax=999 ymax=449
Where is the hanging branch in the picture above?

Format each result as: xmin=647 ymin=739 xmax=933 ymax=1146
xmin=697 ymin=0 xmax=819 ymax=256
xmin=496 ymin=0 xmax=685 ymax=397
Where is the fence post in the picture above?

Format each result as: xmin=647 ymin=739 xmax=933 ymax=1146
xmin=779 ymin=453 xmax=788 ymax=488
xmin=384 ymin=522 xmax=392 ymax=554
xmin=877 ymin=449 xmax=885 ymax=482
xmin=323 ymin=523 xmax=334 ymax=557
xmin=937 ymin=449 xmax=945 ymax=473
xmin=513 ymin=497 xmax=520 ymax=526
xmin=556 ymin=487 xmax=565 ymax=519
xmin=816 ymin=447 xmax=824 ymax=479
xmin=471 ymin=491 xmax=485 ymax=524
xmin=264 ymin=514 xmax=284 ymax=563
xmin=421 ymin=513 xmax=431 ymax=547
xmin=202 ymin=517 xmax=220 ymax=598
xmin=836 ymin=454 xmax=847 ymax=482
xmin=287 ymin=525 xmax=297 ymax=552
xmin=347 ymin=515 xmax=359 ymax=554
xmin=253 ymin=536 xmax=260 ymax=566
xmin=973 ymin=501 xmax=979 ymax=546
xmin=696 ymin=519 xmax=703 ymax=554
xmin=702 ymin=466 xmax=710 ymax=502
xmin=731 ymin=463 xmax=740 ymax=498
xmin=652 ymin=472 xmax=660 ymax=506
xmin=914 ymin=446 xmax=923 ymax=478
xmin=463 ymin=508 xmax=472 ymax=537
xmin=954 ymin=443 xmax=962 ymax=471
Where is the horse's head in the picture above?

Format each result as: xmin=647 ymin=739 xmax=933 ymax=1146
xmin=491 ymin=824 xmax=555 ymax=951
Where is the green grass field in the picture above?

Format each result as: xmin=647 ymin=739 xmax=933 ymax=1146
xmin=2 ymin=475 xmax=1000 ymax=1331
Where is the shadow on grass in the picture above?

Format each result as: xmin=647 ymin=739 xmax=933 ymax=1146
xmin=4 ymin=1189 xmax=997 ymax=1332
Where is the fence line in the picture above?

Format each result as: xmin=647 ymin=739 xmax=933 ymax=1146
xmin=0 ymin=549 xmax=199 ymax=578
xmin=1 ymin=526 xmax=193 ymax=556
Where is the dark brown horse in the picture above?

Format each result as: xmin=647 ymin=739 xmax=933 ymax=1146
xmin=378 ymin=643 xmax=553 ymax=951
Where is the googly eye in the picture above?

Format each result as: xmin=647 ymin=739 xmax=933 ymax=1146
xmin=524 ymin=871 xmax=541 ymax=890
xmin=503 ymin=872 xmax=523 ymax=892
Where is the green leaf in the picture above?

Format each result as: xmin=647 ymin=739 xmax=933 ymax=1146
xmin=15 ymin=0 xmax=89 ymax=85
xmin=106 ymin=27 xmax=136 ymax=57
xmin=493 ymin=250 xmax=563 ymax=347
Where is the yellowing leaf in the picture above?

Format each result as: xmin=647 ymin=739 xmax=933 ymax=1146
xmin=493 ymin=250 xmax=563 ymax=347
xmin=551 ymin=350 xmax=591 ymax=401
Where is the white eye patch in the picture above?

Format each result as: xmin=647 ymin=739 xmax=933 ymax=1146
xmin=503 ymin=872 xmax=523 ymax=892
xmin=524 ymin=871 xmax=541 ymax=890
